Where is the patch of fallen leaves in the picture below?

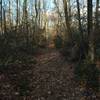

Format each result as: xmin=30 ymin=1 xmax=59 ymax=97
xmin=0 ymin=49 xmax=100 ymax=100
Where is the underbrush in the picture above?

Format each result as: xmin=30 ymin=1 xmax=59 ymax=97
xmin=54 ymin=35 xmax=63 ymax=49
xmin=0 ymin=32 xmax=38 ymax=72
xmin=74 ymin=60 xmax=100 ymax=92
xmin=60 ymin=31 xmax=88 ymax=62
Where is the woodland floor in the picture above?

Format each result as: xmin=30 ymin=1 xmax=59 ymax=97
xmin=0 ymin=48 xmax=100 ymax=100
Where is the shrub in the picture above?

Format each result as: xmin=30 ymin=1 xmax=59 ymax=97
xmin=60 ymin=40 xmax=76 ymax=61
xmin=0 ymin=31 xmax=38 ymax=65
xmin=54 ymin=35 xmax=63 ymax=49
xmin=75 ymin=61 xmax=100 ymax=91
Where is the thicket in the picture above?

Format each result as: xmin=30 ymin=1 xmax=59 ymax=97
xmin=61 ymin=29 xmax=100 ymax=92
xmin=75 ymin=60 xmax=100 ymax=92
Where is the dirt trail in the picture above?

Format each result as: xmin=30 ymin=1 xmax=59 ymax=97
xmin=0 ymin=49 xmax=98 ymax=100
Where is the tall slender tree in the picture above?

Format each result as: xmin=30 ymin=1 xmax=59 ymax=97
xmin=76 ymin=0 xmax=83 ymax=39
xmin=3 ymin=8 xmax=6 ymax=33
xmin=23 ymin=0 xmax=29 ymax=46
xmin=0 ymin=0 xmax=2 ymax=33
xmin=16 ymin=0 xmax=19 ymax=27
xmin=63 ymin=0 xmax=72 ymax=40
xmin=87 ymin=0 xmax=94 ymax=62
xmin=38 ymin=0 xmax=41 ymax=27
xmin=96 ymin=0 xmax=100 ymax=28
xmin=8 ymin=0 xmax=11 ymax=28
xmin=34 ymin=0 xmax=38 ymax=44
xmin=87 ymin=0 xmax=93 ymax=36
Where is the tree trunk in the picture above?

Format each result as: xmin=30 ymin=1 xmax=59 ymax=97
xmin=96 ymin=0 xmax=100 ymax=28
xmin=3 ymin=8 xmax=6 ymax=33
xmin=38 ymin=0 xmax=41 ymax=27
xmin=16 ymin=0 xmax=19 ymax=27
xmin=87 ymin=0 xmax=94 ymax=62
xmin=9 ymin=0 xmax=11 ymax=29
xmin=76 ymin=0 xmax=83 ymax=39
xmin=68 ymin=0 xmax=71 ymax=21
xmin=19 ymin=0 xmax=21 ymax=25
xmin=0 ymin=0 xmax=2 ymax=34
xmin=23 ymin=0 xmax=29 ymax=47
xmin=34 ymin=0 xmax=38 ymax=44
xmin=63 ymin=0 xmax=72 ymax=40
xmin=87 ymin=0 xmax=93 ymax=36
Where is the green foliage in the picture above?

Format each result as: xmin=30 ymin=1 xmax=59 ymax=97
xmin=75 ymin=61 xmax=100 ymax=91
xmin=54 ymin=35 xmax=63 ymax=49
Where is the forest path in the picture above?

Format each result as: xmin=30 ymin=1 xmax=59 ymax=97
xmin=0 ymin=48 xmax=97 ymax=100
xmin=29 ymin=48 xmax=82 ymax=100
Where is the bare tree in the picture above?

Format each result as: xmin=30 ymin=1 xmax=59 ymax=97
xmin=8 ymin=0 xmax=12 ymax=29
xmin=0 ymin=0 xmax=2 ymax=33
xmin=3 ymin=8 xmax=6 ymax=33
xmin=95 ymin=0 xmax=100 ymax=28
xmin=22 ymin=0 xmax=29 ymax=46
xmin=76 ymin=0 xmax=83 ymax=39
xmin=16 ymin=0 xmax=19 ymax=27
xmin=87 ymin=0 xmax=93 ymax=36
xmin=63 ymin=0 xmax=72 ymax=39
xmin=87 ymin=0 xmax=94 ymax=62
